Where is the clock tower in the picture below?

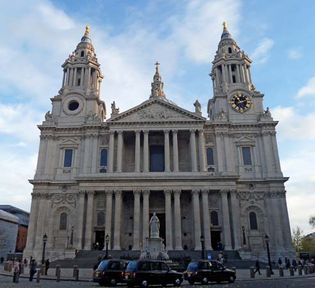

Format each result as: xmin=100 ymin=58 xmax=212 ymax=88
xmin=208 ymin=23 xmax=265 ymax=123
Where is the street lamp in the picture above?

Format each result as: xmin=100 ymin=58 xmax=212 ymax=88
xmin=200 ymin=235 xmax=205 ymax=260
xmin=42 ymin=233 xmax=48 ymax=264
xmin=264 ymin=234 xmax=273 ymax=275
xmin=105 ymin=234 xmax=110 ymax=259
xmin=242 ymin=226 xmax=246 ymax=245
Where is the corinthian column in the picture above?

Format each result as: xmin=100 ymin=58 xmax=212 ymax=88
xmin=164 ymin=190 xmax=173 ymax=250
xmin=190 ymin=129 xmax=197 ymax=172
xmin=198 ymin=130 xmax=207 ymax=172
xmin=104 ymin=191 xmax=113 ymax=249
xmin=117 ymin=131 xmax=123 ymax=172
xmin=221 ymin=190 xmax=232 ymax=250
xmin=143 ymin=131 xmax=149 ymax=172
xmin=135 ymin=130 xmax=141 ymax=172
xmin=133 ymin=190 xmax=141 ymax=250
xmin=174 ymin=190 xmax=182 ymax=250
xmin=108 ymin=131 xmax=115 ymax=173
xmin=164 ymin=130 xmax=170 ymax=172
xmin=192 ymin=190 xmax=201 ymax=250
xmin=201 ymin=190 xmax=212 ymax=250
xmin=142 ymin=190 xmax=150 ymax=244
xmin=113 ymin=191 xmax=122 ymax=250
xmin=172 ymin=130 xmax=179 ymax=172
xmin=84 ymin=191 xmax=94 ymax=250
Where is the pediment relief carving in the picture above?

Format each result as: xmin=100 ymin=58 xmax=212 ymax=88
xmin=109 ymin=100 xmax=205 ymax=123
xmin=234 ymin=135 xmax=255 ymax=146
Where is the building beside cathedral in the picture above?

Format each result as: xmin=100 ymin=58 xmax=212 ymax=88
xmin=24 ymin=24 xmax=294 ymax=261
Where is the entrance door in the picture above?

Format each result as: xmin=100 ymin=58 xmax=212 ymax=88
xmin=95 ymin=231 xmax=104 ymax=250
xmin=150 ymin=145 xmax=164 ymax=172
xmin=211 ymin=231 xmax=221 ymax=250
xmin=150 ymin=213 xmax=166 ymax=241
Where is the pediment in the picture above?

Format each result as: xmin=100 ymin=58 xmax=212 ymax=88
xmin=234 ymin=136 xmax=255 ymax=146
xmin=108 ymin=98 xmax=205 ymax=123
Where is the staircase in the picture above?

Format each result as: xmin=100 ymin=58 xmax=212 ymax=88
xmin=50 ymin=249 xmax=257 ymax=269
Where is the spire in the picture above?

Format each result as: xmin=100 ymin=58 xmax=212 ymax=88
xmin=150 ymin=62 xmax=165 ymax=98
xmin=221 ymin=21 xmax=232 ymax=40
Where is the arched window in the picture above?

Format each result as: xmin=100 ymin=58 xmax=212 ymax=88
xmin=97 ymin=211 xmax=105 ymax=226
xmin=81 ymin=51 xmax=84 ymax=57
xmin=211 ymin=211 xmax=219 ymax=226
xmin=249 ymin=212 xmax=258 ymax=230
xmin=228 ymin=47 xmax=232 ymax=53
xmin=59 ymin=212 xmax=67 ymax=230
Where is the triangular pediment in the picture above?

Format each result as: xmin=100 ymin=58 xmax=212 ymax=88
xmin=108 ymin=98 xmax=205 ymax=123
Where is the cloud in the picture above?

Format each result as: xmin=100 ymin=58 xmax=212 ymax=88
xmin=296 ymin=77 xmax=315 ymax=98
xmin=288 ymin=48 xmax=302 ymax=60
xmin=250 ymin=37 xmax=274 ymax=64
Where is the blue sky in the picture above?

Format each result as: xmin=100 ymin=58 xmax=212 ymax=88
xmin=0 ymin=0 xmax=315 ymax=235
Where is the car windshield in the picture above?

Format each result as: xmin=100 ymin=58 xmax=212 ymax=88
xmin=187 ymin=262 xmax=198 ymax=272
xmin=126 ymin=260 xmax=138 ymax=272
xmin=98 ymin=260 xmax=109 ymax=270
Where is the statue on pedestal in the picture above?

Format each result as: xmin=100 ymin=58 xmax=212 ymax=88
xmin=150 ymin=212 xmax=160 ymax=238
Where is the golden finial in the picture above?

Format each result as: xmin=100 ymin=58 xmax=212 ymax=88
xmin=223 ymin=21 xmax=227 ymax=30
xmin=84 ymin=25 xmax=90 ymax=36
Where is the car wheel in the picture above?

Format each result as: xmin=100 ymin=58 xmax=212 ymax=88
xmin=141 ymin=280 xmax=148 ymax=288
xmin=201 ymin=277 xmax=208 ymax=285
xmin=174 ymin=278 xmax=182 ymax=287
xmin=188 ymin=280 xmax=194 ymax=285
xmin=228 ymin=275 xmax=236 ymax=283
xmin=98 ymin=280 xmax=106 ymax=287
xmin=110 ymin=278 xmax=117 ymax=286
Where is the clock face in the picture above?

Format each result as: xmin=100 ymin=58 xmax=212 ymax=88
xmin=229 ymin=93 xmax=252 ymax=113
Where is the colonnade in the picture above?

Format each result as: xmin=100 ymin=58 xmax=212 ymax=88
xmin=107 ymin=129 xmax=207 ymax=173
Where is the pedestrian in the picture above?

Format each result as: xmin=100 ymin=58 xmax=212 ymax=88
xmin=23 ymin=258 xmax=28 ymax=267
xmin=286 ymin=258 xmax=291 ymax=269
xmin=278 ymin=257 xmax=282 ymax=268
xmin=254 ymin=259 xmax=261 ymax=275
xmin=13 ymin=261 xmax=20 ymax=283
xmin=45 ymin=259 xmax=50 ymax=275
xmin=29 ymin=259 xmax=37 ymax=281
xmin=292 ymin=259 xmax=297 ymax=271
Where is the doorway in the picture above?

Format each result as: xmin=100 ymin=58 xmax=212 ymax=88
xmin=94 ymin=231 xmax=104 ymax=250
xmin=211 ymin=231 xmax=222 ymax=250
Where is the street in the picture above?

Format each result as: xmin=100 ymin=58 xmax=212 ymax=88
xmin=1 ymin=275 xmax=315 ymax=288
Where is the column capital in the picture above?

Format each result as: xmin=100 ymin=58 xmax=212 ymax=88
xmin=117 ymin=130 xmax=123 ymax=135
xmin=164 ymin=129 xmax=170 ymax=134
xmin=192 ymin=189 xmax=200 ymax=196
xmin=164 ymin=189 xmax=172 ymax=196
xmin=142 ymin=190 xmax=150 ymax=196
xmin=198 ymin=129 xmax=204 ymax=134
xmin=190 ymin=129 xmax=197 ymax=133
xmin=133 ymin=190 xmax=141 ymax=196
xmin=172 ymin=129 xmax=178 ymax=134
xmin=109 ymin=130 xmax=115 ymax=135
xmin=173 ymin=189 xmax=181 ymax=196
xmin=105 ymin=190 xmax=113 ymax=196
xmin=78 ymin=190 xmax=86 ymax=196
xmin=87 ymin=191 xmax=95 ymax=196
xmin=201 ymin=189 xmax=209 ymax=194
xmin=135 ymin=130 xmax=141 ymax=134
xmin=114 ymin=190 xmax=122 ymax=197
xmin=142 ymin=129 xmax=149 ymax=134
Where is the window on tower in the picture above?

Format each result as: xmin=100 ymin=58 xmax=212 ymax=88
xmin=59 ymin=212 xmax=67 ymax=230
xmin=249 ymin=212 xmax=258 ymax=230
xmin=207 ymin=148 xmax=214 ymax=165
xmin=228 ymin=47 xmax=232 ymax=53
xmin=81 ymin=51 xmax=84 ymax=57
xmin=100 ymin=148 xmax=107 ymax=173
xmin=242 ymin=147 xmax=252 ymax=165
xmin=64 ymin=149 xmax=73 ymax=167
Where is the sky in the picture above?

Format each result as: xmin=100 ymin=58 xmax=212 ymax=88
xmin=0 ymin=0 xmax=314 ymax=235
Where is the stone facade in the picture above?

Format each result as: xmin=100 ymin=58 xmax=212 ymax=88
xmin=24 ymin=25 xmax=294 ymax=262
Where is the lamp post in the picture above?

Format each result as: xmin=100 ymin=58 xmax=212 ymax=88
xmin=42 ymin=233 xmax=48 ymax=264
xmin=200 ymin=235 xmax=205 ymax=259
xmin=105 ymin=234 xmax=109 ymax=259
xmin=264 ymin=234 xmax=273 ymax=275
xmin=242 ymin=226 xmax=246 ymax=246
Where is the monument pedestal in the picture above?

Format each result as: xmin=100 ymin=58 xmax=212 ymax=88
xmin=140 ymin=237 xmax=169 ymax=260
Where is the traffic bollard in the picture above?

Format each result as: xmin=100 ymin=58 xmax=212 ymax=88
xmin=36 ymin=268 xmax=41 ymax=283
xmin=304 ymin=266 xmax=309 ymax=275
xmin=298 ymin=265 xmax=302 ymax=275
xmin=279 ymin=267 xmax=284 ymax=277
xmin=289 ymin=266 xmax=294 ymax=276
xmin=73 ymin=265 xmax=79 ymax=281
xmin=266 ymin=266 xmax=271 ymax=277
xmin=56 ymin=265 xmax=61 ymax=282
xmin=250 ymin=267 xmax=255 ymax=278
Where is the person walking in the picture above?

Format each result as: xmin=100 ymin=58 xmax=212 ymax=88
xmin=254 ymin=259 xmax=261 ymax=275
xmin=278 ymin=257 xmax=282 ymax=268
xmin=29 ymin=259 xmax=37 ymax=281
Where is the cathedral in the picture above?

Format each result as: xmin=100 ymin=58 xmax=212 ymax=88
xmin=24 ymin=24 xmax=294 ymax=261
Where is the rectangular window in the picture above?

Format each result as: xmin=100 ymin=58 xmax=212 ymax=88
xmin=242 ymin=147 xmax=252 ymax=165
xmin=64 ymin=149 xmax=73 ymax=167
xmin=207 ymin=148 xmax=214 ymax=165
xmin=100 ymin=148 xmax=107 ymax=173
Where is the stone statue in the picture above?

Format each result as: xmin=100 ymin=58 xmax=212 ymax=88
xmin=149 ymin=212 xmax=160 ymax=238
xmin=194 ymin=100 xmax=202 ymax=115
xmin=111 ymin=101 xmax=119 ymax=117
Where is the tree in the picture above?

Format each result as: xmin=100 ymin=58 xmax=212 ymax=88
xmin=309 ymin=216 xmax=315 ymax=228
xmin=292 ymin=226 xmax=304 ymax=252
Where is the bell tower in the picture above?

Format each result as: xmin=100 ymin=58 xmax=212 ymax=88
xmin=50 ymin=26 xmax=106 ymax=126
xmin=208 ymin=22 xmax=264 ymax=122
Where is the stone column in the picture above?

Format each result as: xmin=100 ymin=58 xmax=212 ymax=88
xmin=84 ymin=191 xmax=94 ymax=250
xmin=83 ymin=135 xmax=91 ymax=173
xmin=91 ymin=135 xmax=98 ymax=174
xmin=36 ymin=136 xmax=48 ymax=176
xmin=135 ymin=130 xmax=141 ymax=172
xmin=117 ymin=131 xmax=123 ymax=172
xmin=190 ymin=129 xmax=197 ymax=172
xmin=143 ymin=131 xmax=149 ymax=172
xmin=80 ymin=67 xmax=84 ymax=87
xmin=201 ymin=190 xmax=212 ymax=250
xmin=262 ymin=131 xmax=274 ymax=177
xmin=108 ymin=131 xmax=115 ymax=173
xmin=76 ymin=191 xmax=85 ymax=249
xmin=221 ymin=190 xmax=232 ymax=250
xmin=104 ymin=191 xmax=113 ymax=249
xmin=230 ymin=191 xmax=241 ymax=250
xmin=279 ymin=192 xmax=293 ymax=249
xmin=164 ymin=190 xmax=173 ymax=250
xmin=172 ymin=130 xmax=179 ymax=172
xmin=271 ymin=132 xmax=282 ymax=174
xmin=198 ymin=130 xmax=207 ymax=172
xmin=164 ymin=130 xmax=170 ymax=172
xmin=24 ymin=194 xmax=40 ymax=251
xmin=192 ymin=190 xmax=201 ymax=250
xmin=133 ymin=190 xmax=141 ymax=250
xmin=215 ymin=132 xmax=224 ymax=173
xmin=113 ymin=191 xmax=122 ymax=250
xmin=142 ymin=190 xmax=150 ymax=244
xmin=174 ymin=190 xmax=182 ymax=250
